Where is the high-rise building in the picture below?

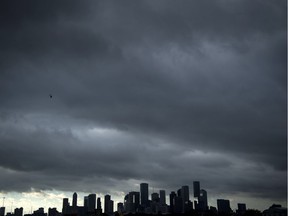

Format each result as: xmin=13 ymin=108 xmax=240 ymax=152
xmin=193 ymin=181 xmax=200 ymax=198
xmin=97 ymin=198 xmax=102 ymax=210
xmin=237 ymin=203 xmax=246 ymax=214
xmin=14 ymin=208 xmax=23 ymax=216
xmin=125 ymin=192 xmax=140 ymax=213
xmin=88 ymin=194 xmax=96 ymax=212
xmin=184 ymin=200 xmax=193 ymax=213
xmin=72 ymin=192 xmax=77 ymax=207
xmin=198 ymin=189 xmax=208 ymax=211
xmin=159 ymin=190 xmax=166 ymax=205
xmin=140 ymin=183 xmax=149 ymax=207
xmin=217 ymin=199 xmax=231 ymax=214
xmin=238 ymin=203 xmax=246 ymax=212
xmin=117 ymin=203 xmax=124 ymax=213
xmin=104 ymin=195 xmax=111 ymax=214
xmin=0 ymin=207 xmax=5 ymax=216
xmin=108 ymin=200 xmax=114 ymax=214
xmin=62 ymin=198 xmax=69 ymax=214
xmin=151 ymin=193 xmax=159 ymax=203
xmin=181 ymin=186 xmax=189 ymax=203
xmin=181 ymin=186 xmax=190 ymax=212
xmin=169 ymin=191 xmax=176 ymax=213
xmin=84 ymin=196 xmax=88 ymax=208
xmin=177 ymin=188 xmax=182 ymax=197
xmin=174 ymin=196 xmax=183 ymax=213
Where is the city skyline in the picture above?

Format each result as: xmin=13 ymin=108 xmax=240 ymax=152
xmin=0 ymin=181 xmax=285 ymax=214
xmin=0 ymin=181 xmax=287 ymax=216
xmin=0 ymin=0 xmax=286 ymax=214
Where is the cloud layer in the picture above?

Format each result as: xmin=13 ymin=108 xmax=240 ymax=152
xmin=0 ymin=0 xmax=286 ymax=210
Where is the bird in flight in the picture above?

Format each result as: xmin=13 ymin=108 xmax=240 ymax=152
xmin=49 ymin=94 xmax=52 ymax=99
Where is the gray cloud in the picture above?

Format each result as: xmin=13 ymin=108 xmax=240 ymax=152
xmin=0 ymin=0 xmax=286 ymax=210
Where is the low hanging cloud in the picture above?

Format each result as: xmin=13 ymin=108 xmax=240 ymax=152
xmin=0 ymin=0 xmax=286 ymax=210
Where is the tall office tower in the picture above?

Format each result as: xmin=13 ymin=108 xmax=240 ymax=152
xmin=177 ymin=188 xmax=182 ymax=197
xmin=104 ymin=195 xmax=111 ymax=214
xmin=88 ymin=194 xmax=96 ymax=212
xmin=140 ymin=183 xmax=149 ymax=206
xmin=217 ymin=199 xmax=231 ymax=214
xmin=185 ymin=200 xmax=193 ymax=213
xmin=181 ymin=186 xmax=190 ymax=212
xmin=193 ymin=181 xmax=200 ymax=198
xmin=159 ymin=190 xmax=166 ymax=205
xmin=194 ymin=200 xmax=198 ymax=210
xmin=124 ymin=194 xmax=129 ymax=212
xmin=117 ymin=203 xmax=124 ymax=213
xmin=84 ymin=196 xmax=88 ymax=208
xmin=14 ymin=208 xmax=23 ymax=216
xmin=198 ymin=189 xmax=208 ymax=211
xmin=108 ymin=200 xmax=114 ymax=214
xmin=151 ymin=193 xmax=159 ymax=202
xmin=72 ymin=192 xmax=77 ymax=207
xmin=181 ymin=186 xmax=189 ymax=204
xmin=134 ymin=192 xmax=140 ymax=210
xmin=237 ymin=203 xmax=246 ymax=211
xmin=126 ymin=192 xmax=140 ymax=213
xmin=62 ymin=198 xmax=69 ymax=214
xmin=0 ymin=207 xmax=5 ymax=216
xmin=97 ymin=197 xmax=102 ymax=210
xmin=169 ymin=192 xmax=176 ymax=213
xmin=174 ymin=196 xmax=183 ymax=213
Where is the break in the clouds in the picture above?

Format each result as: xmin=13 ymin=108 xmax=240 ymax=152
xmin=0 ymin=0 xmax=286 ymax=211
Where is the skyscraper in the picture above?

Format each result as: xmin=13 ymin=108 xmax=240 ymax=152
xmin=159 ymin=190 xmax=166 ymax=205
xmin=238 ymin=203 xmax=246 ymax=212
xmin=181 ymin=186 xmax=189 ymax=204
xmin=88 ymin=194 xmax=96 ymax=212
xmin=198 ymin=189 xmax=208 ymax=211
xmin=14 ymin=208 xmax=23 ymax=216
xmin=140 ymin=183 xmax=149 ymax=207
xmin=0 ymin=207 xmax=5 ymax=216
xmin=125 ymin=192 xmax=140 ymax=213
xmin=174 ymin=196 xmax=183 ymax=213
xmin=97 ymin=197 xmax=102 ymax=210
xmin=62 ymin=198 xmax=69 ymax=214
xmin=193 ymin=181 xmax=200 ymax=198
xmin=169 ymin=191 xmax=176 ymax=213
xmin=109 ymin=200 xmax=114 ymax=214
xmin=177 ymin=188 xmax=182 ymax=197
xmin=217 ymin=199 xmax=231 ymax=214
xmin=72 ymin=192 xmax=77 ymax=207
xmin=181 ymin=186 xmax=190 ymax=213
xmin=84 ymin=196 xmax=88 ymax=208
xmin=117 ymin=203 xmax=124 ymax=213
xmin=151 ymin=193 xmax=159 ymax=202
xmin=237 ymin=203 xmax=246 ymax=214
xmin=104 ymin=195 xmax=111 ymax=214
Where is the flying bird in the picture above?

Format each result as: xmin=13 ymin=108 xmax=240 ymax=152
xmin=49 ymin=94 xmax=52 ymax=99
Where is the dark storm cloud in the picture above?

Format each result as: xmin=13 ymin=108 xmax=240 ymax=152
xmin=0 ymin=0 xmax=286 ymax=207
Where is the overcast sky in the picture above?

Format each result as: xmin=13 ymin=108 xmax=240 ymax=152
xmin=0 ymin=0 xmax=286 ymax=213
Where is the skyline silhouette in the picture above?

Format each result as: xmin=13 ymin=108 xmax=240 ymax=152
xmin=0 ymin=181 xmax=287 ymax=216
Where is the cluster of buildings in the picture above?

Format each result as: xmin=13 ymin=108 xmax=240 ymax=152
xmin=0 ymin=181 xmax=286 ymax=216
